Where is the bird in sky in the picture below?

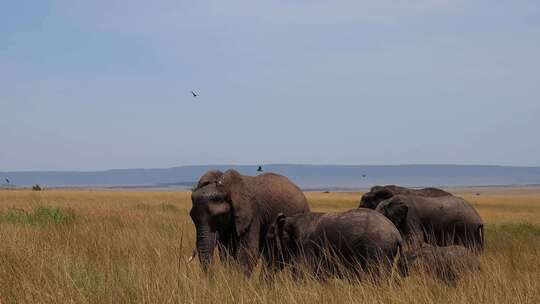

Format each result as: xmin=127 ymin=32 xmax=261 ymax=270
xmin=257 ymin=166 xmax=263 ymax=172
xmin=191 ymin=91 xmax=199 ymax=97
xmin=362 ymin=174 xmax=367 ymax=178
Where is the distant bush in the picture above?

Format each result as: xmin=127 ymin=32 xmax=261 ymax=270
xmin=32 ymin=184 xmax=42 ymax=191
xmin=2 ymin=207 xmax=75 ymax=226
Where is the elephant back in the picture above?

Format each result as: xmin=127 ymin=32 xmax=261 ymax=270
xmin=360 ymin=185 xmax=452 ymax=209
xmin=311 ymin=209 xmax=402 ymax=261
xmin=247 ymin=173 xmax=310 ymax=218
xmin=411 ymin=195 xmax=483 ymax=226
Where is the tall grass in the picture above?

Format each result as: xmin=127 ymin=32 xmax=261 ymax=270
xmin=0 ymin=189 xmax=539 ymax=303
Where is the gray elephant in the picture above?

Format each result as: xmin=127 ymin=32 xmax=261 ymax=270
xmin=400 ymin=244 xmax=480 ymax=286
xmin=359 ymin=185 xmax=452 ymax=209
xmin=264 ymin=209 xmax=402 ymax=279
xmin=190 ymin=169 xmax=310 ymax=275
xmin=376 ymin=194 xmax=484 ymax=249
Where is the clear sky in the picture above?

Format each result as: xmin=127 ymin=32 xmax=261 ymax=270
xmin=1 ymin=0 xmax=539 ymax=171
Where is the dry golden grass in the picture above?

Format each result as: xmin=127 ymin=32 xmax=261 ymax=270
xmin=0 ymin=188 xmax=539 ymax=303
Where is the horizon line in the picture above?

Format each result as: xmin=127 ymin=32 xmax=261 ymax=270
xmin=2 ymin=163 xmax=540 ymax=173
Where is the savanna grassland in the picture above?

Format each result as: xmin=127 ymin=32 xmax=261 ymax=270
xmin=0 ymin=188 xmax=539 ymax=303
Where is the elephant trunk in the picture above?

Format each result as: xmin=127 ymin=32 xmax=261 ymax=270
xmin=196 ymin=225 xmax=217 ymax=271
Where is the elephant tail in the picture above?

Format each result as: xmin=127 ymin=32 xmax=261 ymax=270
xmin=477 ymin=225 xmax=485 ymax=251
xmin=393 ymin=240 xmax=407 ymax=278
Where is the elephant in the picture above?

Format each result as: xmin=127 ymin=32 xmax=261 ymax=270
xmin=400 ymin=244 xmax=480 ymax=286
xmin=264 ymin=209 xmax=403 ymax=279
xmin=375 ymin=194 xmax=484 ymax=250
xmin=189 ymin=169 xmax=310 ymax=275
xmin=359 ymin=185 xmax=452 ymax=209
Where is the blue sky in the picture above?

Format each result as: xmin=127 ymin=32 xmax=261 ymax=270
xmin=1 ymin=0 xmax=539 ymax=171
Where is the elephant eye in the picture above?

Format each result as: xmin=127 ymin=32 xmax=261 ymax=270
xmin=209 ymin=193 xmax=226 ymax=202
xmin=198 ymin=181 xmax=210 ymax=189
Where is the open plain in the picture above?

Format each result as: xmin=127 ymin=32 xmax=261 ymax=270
xmin=0 ymin=187 xmax=539 ymax=303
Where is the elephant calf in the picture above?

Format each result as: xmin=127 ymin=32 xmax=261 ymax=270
xmin=264 ymin=209 xmax=402 ymax=279
xmin=400 ymin=244 xmax=481 ymax=285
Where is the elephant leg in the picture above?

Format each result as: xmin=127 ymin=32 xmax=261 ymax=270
xmin=236 ymin=221 xmax=261 ymax=276
xmin=217 ymin=242 xmax=231 ymax=263
xmin=237 ymin=244 xmax=258 ymax=275
xmin=217 ymin=233 xmax=234 ymax=263
xmin=461 ymin=225 xmax=484 ymax=251
xmin=406 ymin=223 xmax=425 ymax=250
xmin=434 ymin=227 xmax=452 ymax=247
xmin=477 ymin=225 xmax=485 ymax=251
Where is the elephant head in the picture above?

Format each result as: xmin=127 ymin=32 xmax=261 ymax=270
xmin=265 ymin=213 xmax=296 ymax=271
xmin=190 ymin=169 xmax=256 ymax=270
xmin=359 ymin=186 xmax=394 ymax=209
xmin=375 ymin=198 xmax=409 ymax=233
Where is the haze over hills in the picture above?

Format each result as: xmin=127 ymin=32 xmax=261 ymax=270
xmin=2 ymin=164 xmax=540 ymax=190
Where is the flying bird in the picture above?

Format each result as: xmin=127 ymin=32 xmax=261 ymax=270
xmin=191 ymin=91 xmax=199 ymax=97
xmin=5 ymin=178 xmax=10 ymax=184
xmin=362 ymin=174 xmax=367 ymax=178
xmin=257 ymin=166 xmax=263 ymax=172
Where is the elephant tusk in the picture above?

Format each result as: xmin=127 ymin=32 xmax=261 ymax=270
xmin=186 ymin=249 xmax=197 ymax=264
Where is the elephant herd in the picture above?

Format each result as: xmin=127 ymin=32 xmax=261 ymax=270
xmin=189 ymin=169 xmax=484 ymax=284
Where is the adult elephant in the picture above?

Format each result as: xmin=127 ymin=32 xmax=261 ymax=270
xmin=359 ymin=185 xmax=452 ymax=209
xmin=375 ymin=195 xmax=484 ymax=250
xmin=190 ymin=169 xmax=310 ymax=275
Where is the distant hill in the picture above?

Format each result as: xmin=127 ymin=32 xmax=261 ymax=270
xmin=2 ymin=164 xmax=540 ymax=190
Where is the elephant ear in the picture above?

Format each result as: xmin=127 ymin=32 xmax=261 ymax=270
xmin=388 ymin=203 xmax=408 ymax=228
xmin=275 ymin=213 xmax=293 ymax=245
xmin=276 ymin=213 xmax=287 ymax=234
xmin=374 ymin=188 xmax=394 ymax=202
xmin=195 ymin=170 xmax=223 ymax=190
xmin=220 ymin=169 xmax=255 ymax=237
xmin=370 ymin=185 xmax=385 ymax=192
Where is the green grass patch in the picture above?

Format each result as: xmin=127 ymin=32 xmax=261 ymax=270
xmin=2 ymin=207 xmax=75 ymax=226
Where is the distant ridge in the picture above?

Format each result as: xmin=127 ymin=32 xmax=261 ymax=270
xmin=2 ymin=164 xmax=540 ymax=189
